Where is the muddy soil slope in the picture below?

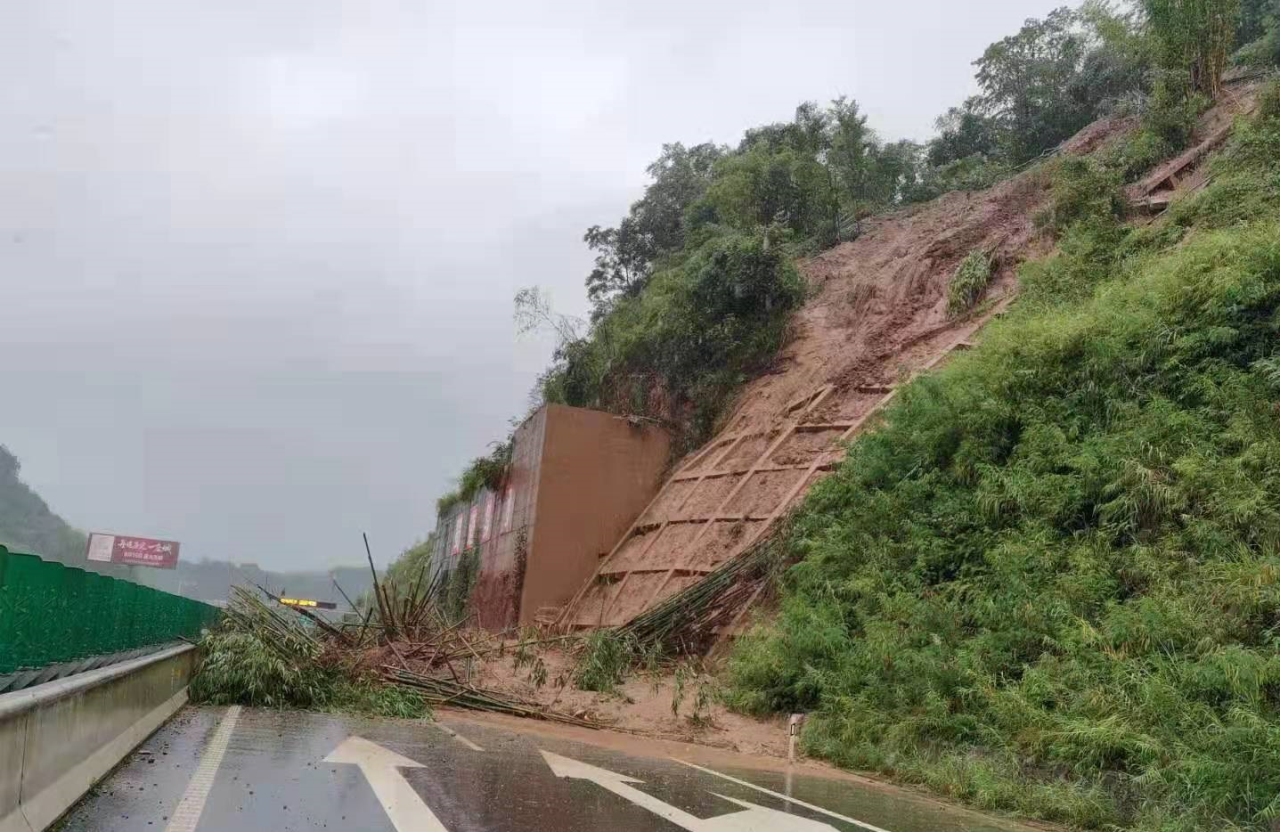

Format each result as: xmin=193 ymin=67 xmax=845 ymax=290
xmin=558 ymin=84 xmax=1255 ymax=631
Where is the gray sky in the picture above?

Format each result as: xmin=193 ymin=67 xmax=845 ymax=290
xmin=0 ymin=0 xmax=1063 ymax=570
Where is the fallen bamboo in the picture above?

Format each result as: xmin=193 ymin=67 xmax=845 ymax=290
xmin=381 ymin=666 xmax=599 ymax=728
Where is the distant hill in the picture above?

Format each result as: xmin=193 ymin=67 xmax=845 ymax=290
xmin=0 ymin=444 xmax=136 ymax=578
xmin=0 ymin=443 xmax=372 ymax=605
xmin=144 ymin=559 xmax=373 ymax=608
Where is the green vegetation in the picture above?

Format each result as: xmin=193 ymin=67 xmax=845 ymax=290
xmin=537 ymin=231 xmax=804 ymax=448
xmin=1235 ymin=0 xmax=1280 ymax=66
xmin=436 ymin=439 xmax=513 ymax=515
xmin=191 ymin=589 xmax=431 ymax=719
xmin=573 ymin=629 xmax=639 ymax=692
xmin=947 ymin=250 xmax=996 ymax=316
xmin=442 ymin=546 xmax=479 ymax=622
xmin=192 ymin=629 xmax=429 ymax=717
xmin=190 ymin=629 xmax=331 ymax=709
xmin=1144 ymin=0 xmax=1241 ymax=98
xmin=384 ymin=535 xmax=435 ymax=596
xmin=727 ymin=105 xmax=1280 ymax=829
xmin=0 ymin=445 xmax=88 ymax=565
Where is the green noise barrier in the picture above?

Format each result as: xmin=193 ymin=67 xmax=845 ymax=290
xmin=0 ymin=544 xmax=220 ymax=674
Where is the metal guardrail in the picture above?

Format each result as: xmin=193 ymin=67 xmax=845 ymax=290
xmin=0 ymin=544 xmax=219 ymax=676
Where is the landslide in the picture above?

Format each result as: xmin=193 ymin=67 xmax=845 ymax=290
xmin=726 ymin=83 xmax=1280 ymax=831
xmin=560 ymin=107 xmax=1151 ymax=631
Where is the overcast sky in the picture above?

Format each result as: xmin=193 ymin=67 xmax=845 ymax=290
xmin=0 ymin=0 xmax=1063 ymax=570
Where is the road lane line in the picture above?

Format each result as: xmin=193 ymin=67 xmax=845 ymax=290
xmin=325 ymin=736 xmax=449 ymax=832
xmin=672 ymin=758 xmax=892 ymax=832
xmin=431 ymin=722 xmax=484 ymax=751
xmin=542 ymin=750 xmax=706 ymax=829
xmin=543 ymin=751 xmax=838 ymax=831
xmin=164 ymin=705 xmax=242 ymax=832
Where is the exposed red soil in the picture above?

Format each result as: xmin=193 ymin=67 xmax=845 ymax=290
xmin=563 ymin=82 xmax=1259 ymax=630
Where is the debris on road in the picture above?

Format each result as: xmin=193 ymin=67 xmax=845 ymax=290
xmin=195 ymin=569 xmax=601 ymax=728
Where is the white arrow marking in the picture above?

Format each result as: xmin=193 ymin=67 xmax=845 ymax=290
xmin=325 ymin=736 xmax=449 ymax=832
xmin=673 ymin=759 xmax=892 ymax=832
xmin=540 ymin=750 xmax=837 ymax=831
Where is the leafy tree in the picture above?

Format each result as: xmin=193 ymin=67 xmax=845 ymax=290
xmin=698 ymin=143 xmax=837 ymax=241
xmin=583 ymin=143 xmax=723 ymax=313
xmin=582 ymin=222 xmax=649 ymax=309
xmin=974 ymin=7 xmax=1093 ymax=162
xmin=1071 ymin=0 xmax=1154 ymax=107
xmin=1142 ymin=0 xmax=1242 ymax=98
xmin=1233 ymin=0 xmax=1280 ymax=64
xmin=927 ymin=101 xmax=1001 ymax=167
xmin=824 ymin=97 xmax=874 ymax=207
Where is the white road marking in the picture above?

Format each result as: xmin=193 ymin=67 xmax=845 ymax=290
xmin=541 ymin=750 xmax=837 ymax=831
xmin=325 ymin=736 xmax=448 ymax=832
xmin=672 ymin=758 xmax=893 ymax=832
xmin=163 ymin=705 xmax=242 ymax=832
xmin=431 ymin=722 xmax=484 ymax=752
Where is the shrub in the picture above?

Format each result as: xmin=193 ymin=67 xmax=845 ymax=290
xmin=1047 ymin=157 xmax=1125 ymax=234
xmin=1258 ymin=78 xmax=1280 ymax=122
xmin=1105 ymin=127 xmax=1173 ymax=181
xmin=947 ymin=250 xmax=996 ymax=315
xmin=573 ymin=630 xmax=638 ymax=692
xmin=1143 ymin=72 xmax=1208 ymax=151
xmin=541 ymin=230 xmax=803 ymax=450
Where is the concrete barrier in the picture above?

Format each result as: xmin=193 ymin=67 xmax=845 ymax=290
xmin=0 ymin=644 xmax=196 ymax=832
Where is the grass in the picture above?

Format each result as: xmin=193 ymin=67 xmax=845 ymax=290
xmin=726 ymin=109 xmax=1280 ymax=830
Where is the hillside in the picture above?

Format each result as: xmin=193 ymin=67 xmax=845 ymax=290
xmin=558 ymin=111 xmax=1144 ymax=629
xmin=0 ymin=444 xmax=101 ymax=569
xmin=373 ymin=5 xmax=1280 ymax=827
xmin=727 ymin=82 xmax=1280 ymax=830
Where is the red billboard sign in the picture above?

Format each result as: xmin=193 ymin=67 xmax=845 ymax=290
xmin=86 ymin=533 xmax=181 ymax=569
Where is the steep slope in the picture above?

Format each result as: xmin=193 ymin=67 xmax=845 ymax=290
xmin=557 ymin=118 xmax=1138 ymax=630
xmin=726 ymin=85 xmax=1280 ymax=830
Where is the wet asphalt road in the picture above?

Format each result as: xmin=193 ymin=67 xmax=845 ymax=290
xmin=56 ymin=706 xmax=1032 ymax=832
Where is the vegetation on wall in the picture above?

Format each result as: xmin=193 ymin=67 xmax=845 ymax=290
xmin=727 ymin=93 xmax=1280 ymax=831
xmin=435 ymin=438 xmax=513 ymax=515
xmin=441 ymin=547 xmax=479 ymax=623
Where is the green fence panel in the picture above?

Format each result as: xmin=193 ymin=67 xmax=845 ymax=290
xmin=0 ymin=547 xmax=11 ymax=673
xmin=0 ymin=544 xmax=220 ymax=674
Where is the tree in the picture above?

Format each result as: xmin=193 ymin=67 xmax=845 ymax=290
xmin=583 ymin=222 xmax=649 ymax=309
xmin=927 ymin=101 xmax=1000 ymax=167
xmin=699 ymin=143 xmax=836 ymax=240
xmin=973 ymin=7 xmax=1093 ymax=162
xmin=583 ymin=142 xmax=723 ymax=313
xmin=1142 ymin=0 xmax=1242 ymax=98
xmin=825 ymin=97 xmax=875 ymax=208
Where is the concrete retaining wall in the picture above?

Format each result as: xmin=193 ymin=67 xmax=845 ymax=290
xmin=0 ymin=644 xmax=196 ymax=832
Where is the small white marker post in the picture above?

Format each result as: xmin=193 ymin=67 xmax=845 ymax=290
xmin=788 ymin=713 xmax=805 ymax=763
